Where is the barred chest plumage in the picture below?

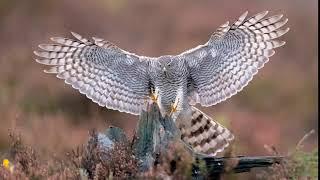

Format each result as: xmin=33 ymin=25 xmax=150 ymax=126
xmin=148 ymin=56 xmax=189 ymax=117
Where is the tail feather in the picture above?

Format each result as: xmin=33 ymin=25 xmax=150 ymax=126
xmin=180 ymin=107 xmax=234 ymax=156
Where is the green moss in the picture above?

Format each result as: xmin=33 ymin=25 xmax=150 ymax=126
xmin=289 ymin=149 xmax=318 ymax=179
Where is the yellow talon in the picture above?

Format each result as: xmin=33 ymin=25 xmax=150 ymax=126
xmin=150 ymin=87 xmax=158 ymax=103
xmin=150 ymin=93 xmax=158 ymax=102
xmin=169 ymin=98 xmax=180 ymax=117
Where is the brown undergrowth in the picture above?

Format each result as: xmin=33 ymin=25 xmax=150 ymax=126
xmin=0 ymin=129 xmax=317 ymax=179
xmin=257 ymin=130 xmax=318 ymax=180
xmin=69 ymin=130 xmax=138 ymax=179
xmin=0 ymin=130 xmax=198 ymax=179
xmin=0 ymin=130 xmax=78 ymax=179
xmin=0 ymin=130 xmax=140 ymax=179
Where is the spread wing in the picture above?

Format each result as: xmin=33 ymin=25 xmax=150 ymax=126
xmin=34 ymin=32 xmax=151 ymax=115
xmin=180 ymin=11 xmax=289 ymax=106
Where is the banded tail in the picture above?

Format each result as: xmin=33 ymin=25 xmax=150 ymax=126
xmin=180 ymin=107 xmax=234 ymax=156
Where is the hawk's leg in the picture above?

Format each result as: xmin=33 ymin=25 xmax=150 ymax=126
xmin=150 ymin=87 xmax=159 ymax=103
xmin=145 ymin=86 xmax=159 ymax=106
xmin=169 ymin=98 xmax=180 ymax=117
xmin=143 ymin=87 xmax=159 ymax=109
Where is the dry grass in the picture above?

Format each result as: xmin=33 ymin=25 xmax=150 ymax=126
xmin=68 ymin=130 xmax=138 ymax=179
xmin=256 ymin=130 xmax=318 ymax=180
xmin=0 ymin=129 xmax=318 ymax=179
xmin=0 ymin=130 xmax=200 ymax=179
xmin=0 ymin=131 xmax=79 ymax=179
xmin=0 ymin=130 xmax=195 ymax=179
xmin=143 ymin=143 xmax=195 ymax=179
xmin=0 ymin=130 xmax=140 ymax=179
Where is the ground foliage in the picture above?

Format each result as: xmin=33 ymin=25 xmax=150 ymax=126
xmin=0 ymin=130 xmax=317 ymax=179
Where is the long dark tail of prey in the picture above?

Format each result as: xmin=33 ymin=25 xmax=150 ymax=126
xmin=179 ymin=106 xmax=234 ymax=156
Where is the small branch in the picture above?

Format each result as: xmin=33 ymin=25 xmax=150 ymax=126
xmin=296 ymin=129 xmax=315 ymax=150
xmin=193 ymin=155 xmax=283 ymax=178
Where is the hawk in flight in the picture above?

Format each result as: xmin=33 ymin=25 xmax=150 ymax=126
xmin=34 ymin=11 xmax=289 ymax=156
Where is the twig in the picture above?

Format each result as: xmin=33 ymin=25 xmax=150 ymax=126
xmin=296 ymin=129 xmax=315 ymax=150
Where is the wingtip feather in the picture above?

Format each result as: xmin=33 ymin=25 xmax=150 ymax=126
xmin=70 ymin=31 xmax=80 ymax=38
xmin=240 ymin=11 xmax=249 ymax=19
xmin=33 ymin=50 xmax=40 ymax=56
xmin=35 ymin=58 xmax=42 ymax=63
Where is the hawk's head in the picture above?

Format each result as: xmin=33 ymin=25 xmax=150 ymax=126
xmin=158 ymin=56 xmax=173 ymax=77
xmin=155 ymin=55 xmax=186 ymax=80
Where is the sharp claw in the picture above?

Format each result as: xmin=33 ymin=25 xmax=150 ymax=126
xmin=169 ymin=98 xmax=180 ymax=117
xmin=150 ymin=87 xmax=159 ymax=103
xmin=151 ymin=93 xmax=158 ymax=102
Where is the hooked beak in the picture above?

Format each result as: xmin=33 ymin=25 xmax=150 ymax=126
xmin=163 ymin=66 xmax=167 ymax=72
xmin=163 ymin=67 xmax=168 ymax=78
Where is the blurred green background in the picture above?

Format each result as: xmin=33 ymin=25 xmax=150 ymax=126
xmin=0 ymin=0 xmax=317 ymax=170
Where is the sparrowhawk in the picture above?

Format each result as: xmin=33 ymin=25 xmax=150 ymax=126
xmin=34 ymin=11 xmax=289 ymax=156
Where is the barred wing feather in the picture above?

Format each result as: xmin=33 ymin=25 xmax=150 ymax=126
xmin=34 ymin=32 xmax=150 ymax=115
xmin=181 ymin=11 xmax=289 ymax=106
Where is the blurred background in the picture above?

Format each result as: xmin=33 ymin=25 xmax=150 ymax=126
xmin=0 ymin=0 xmax=317 ymax=171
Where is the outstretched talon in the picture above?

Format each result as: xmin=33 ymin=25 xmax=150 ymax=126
xmin=150 ymin=93 xmax=158 ymax=103
xmin=169 ymin=98 xmax=180 ymax=117
xmin=149 ymin=87 xmax=159 ymax=103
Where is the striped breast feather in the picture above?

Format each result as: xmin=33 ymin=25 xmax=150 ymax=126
xmin=182 ymin=11 xmax=289 ymax=107
xmin=34 ymin=32 xmax=151 ymax=115
xmin=180 ymin=107 xmax=234 ymax=156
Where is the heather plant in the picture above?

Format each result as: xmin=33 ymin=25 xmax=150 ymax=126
xmin=257 ymin=130 xmax=318 ymax=180
xmin=0 ymin=130 xmax=79 ymax=179
xmin=68 ymin=130 xmax=138 ymax=179
xmin=0 ymin=129 xmax=317 ymax=179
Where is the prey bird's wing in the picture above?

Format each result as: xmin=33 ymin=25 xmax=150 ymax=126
xmin=34 ymin=32 xmax=152 ymax=115
xmin=179 ymin=11 xmax=289 ymax=106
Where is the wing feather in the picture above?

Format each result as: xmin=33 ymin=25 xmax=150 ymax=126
xmin=34 ymin=32 xmax=151 ymax=115
xmin=181 ymin=11 xmax=289 ymax=106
